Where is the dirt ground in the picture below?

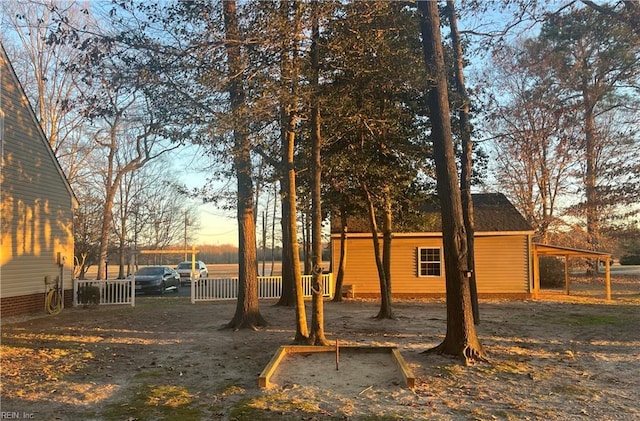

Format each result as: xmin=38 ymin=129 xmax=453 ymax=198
xmin=1 ymin=275 xmax=639 ymax=420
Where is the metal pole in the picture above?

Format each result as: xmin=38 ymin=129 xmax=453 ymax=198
xmin=191 ymin=245 xmax=196 ymax=281
xmin=184 ymin=211 xmax=188 ymax=262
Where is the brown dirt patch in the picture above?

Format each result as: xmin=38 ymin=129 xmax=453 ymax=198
xmin=1 ymin=275 xmax=639 ymax=420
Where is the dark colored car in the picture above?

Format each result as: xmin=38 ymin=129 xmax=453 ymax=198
xmin=134 ymin=266 xmax=181 ymax=295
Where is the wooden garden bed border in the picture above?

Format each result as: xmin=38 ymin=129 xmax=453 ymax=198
xmin=258 ymin=345 xmax=415 ymax=389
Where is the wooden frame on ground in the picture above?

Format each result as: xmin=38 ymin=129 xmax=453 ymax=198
xmin=259 ymin=345 xmax=415 ymax=389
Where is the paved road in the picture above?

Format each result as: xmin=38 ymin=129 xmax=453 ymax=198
xmin=176 ymin=282 xmax=191 ymax=297
xmin=134 ymin=283 xmax=192 ymax=299
xmin=611 ymin=264 xmax=640 ymax=275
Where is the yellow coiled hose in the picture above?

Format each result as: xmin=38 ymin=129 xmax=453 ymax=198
xmin=45 ymin=276 xmax=63 ymax=315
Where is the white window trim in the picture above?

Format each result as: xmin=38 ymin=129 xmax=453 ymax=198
xmin=417 ymin=247 xmax=442 ymax=277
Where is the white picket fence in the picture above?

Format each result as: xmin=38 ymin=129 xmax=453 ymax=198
xmin=72 ymin=274 xmax=334 ymax=306
xmin=191 ymin=273 xmax=334 ymax=303
xmin=73 ymin=279 xmax=136 ymax=307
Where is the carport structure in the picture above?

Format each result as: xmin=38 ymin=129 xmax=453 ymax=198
xmin=532 ymin=243 xmax=612 ymax=300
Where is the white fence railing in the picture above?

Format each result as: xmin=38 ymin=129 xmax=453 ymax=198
xmin=72 ymin=274 xmax=334 ymax=306
xmin=73 ymin=279 xmax=135 ymax=307
xmin=191 ymin=273 xmax=334 ymax=303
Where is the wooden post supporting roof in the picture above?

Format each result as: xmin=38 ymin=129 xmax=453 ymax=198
xmin=532 ymin=243 xmax=612 ymax=301
xmin=532 ymin=247 xmax=540 ymax=299
xmin=605 ymin=257 xmax=611 ymax=301
xmin=564 ymin=255 xmax=570 ymax=295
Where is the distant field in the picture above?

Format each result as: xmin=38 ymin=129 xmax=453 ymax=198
xmin=208 ymin=262 xmax=285 ymax=277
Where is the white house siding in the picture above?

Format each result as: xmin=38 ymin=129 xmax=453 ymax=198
xmin=1 ymin=46 xmax=74 ymax=314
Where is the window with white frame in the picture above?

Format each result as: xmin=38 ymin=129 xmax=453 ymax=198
xmin=417 ymin=247 xmax=441 ymax=277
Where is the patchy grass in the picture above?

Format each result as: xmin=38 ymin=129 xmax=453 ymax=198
xmin=0 ymin=344 xmax=93 ymax=380
xmin=217 ymin=383 xmax=246 ymax=397
xmin=0 ymin=343 xmax=99 ymax=405
xmin=146 ymin=384 xmax=194 ymax=406
xmin=100 ymin=383 xmax=202 ymax=420
xmin=250 ymin=391 xmax=319 ymax=412
xmin=566 ymin=314 xmax=629 ymax=326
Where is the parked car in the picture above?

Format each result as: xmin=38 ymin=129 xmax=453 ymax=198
xmin=175 ymin=261 xmax=208 ymax=284
xmin=134 ymin=266 xmax=181 ymax=295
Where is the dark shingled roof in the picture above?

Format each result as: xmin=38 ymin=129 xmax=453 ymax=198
xmin=331 ymin=193 xmax=533 ymax=234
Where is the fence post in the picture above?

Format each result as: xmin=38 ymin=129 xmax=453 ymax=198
xmin=191 ymin=278 xmax=195 ymax=304
xmin=72 ymin=279 xmax=78 ymax=307
xmin=131 ymin=276 xmax=136 ymax=307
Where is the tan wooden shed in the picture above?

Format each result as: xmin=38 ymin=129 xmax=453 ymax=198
xmin=330 ymin=193 xmax=536 ymax=298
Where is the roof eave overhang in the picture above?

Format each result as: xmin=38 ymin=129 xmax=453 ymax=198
xmin=533 ymin=242 xmax=611 ymax=258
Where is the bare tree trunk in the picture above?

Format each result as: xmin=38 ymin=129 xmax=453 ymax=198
xmin=285 ymin=117 xmax=308 ymax=341
xmin=277 ymin=182 xmax=295 ymax=306
xmin=379 ymin=185 xmax=394 ymax=319
xmin=230 ymin=185 xmax=265 ymax=329
xmin=446 ymin=0 xmax=479 ymax=324
xmin=97 ymin=200 xmax=112 ymax=280
xmin=117 ymin=235 xmax=126 ymax=279
xmin=261 ymin=210 xmax=266 ymax=276
xmin=309 ymin=3 xmax=328 ymax=345
xmin=223 ymin=0 xmax=266 ymax=330
xmin=362 ymin=183 xmax=393 ymax=319
xmin=584 ymin=100 xmax=599 ymax=251
xmin=584 ymin=98 xmax=600 ymax=276
xmin=97 ymin=133 xmax=120 ymax=280
xmin=95 ymin=101 xmax=169 ymax=279
xmin=332 ymin=213 xmax=348 ymax=303
xmin=419 ymin=0 xmax=486 ymax=364
xmin=303 ymin=210 xmax=312 ymax=274
xmin=275 ymin=0 xmax=308 ymax=341
xmin=270 ymin=184 xmax=277 ymax=276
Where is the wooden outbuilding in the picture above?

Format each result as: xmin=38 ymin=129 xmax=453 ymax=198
xmin=330 ymin=193 xmax=536 ymax=299
xmin=330 ymin=193 xmax=615 ymax=300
